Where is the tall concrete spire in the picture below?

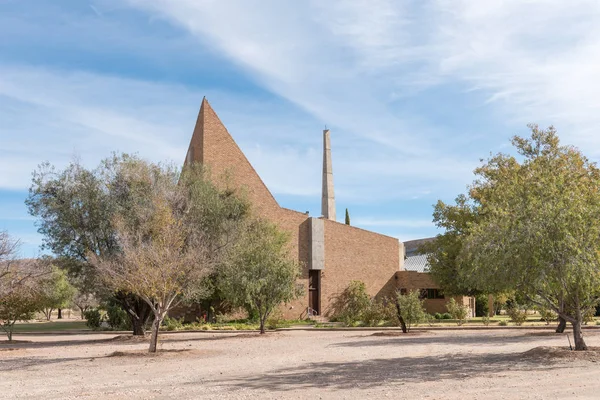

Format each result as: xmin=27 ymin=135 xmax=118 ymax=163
xmin=321 ymin=129 xmax=336 ymax=221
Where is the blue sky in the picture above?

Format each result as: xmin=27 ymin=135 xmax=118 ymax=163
xmin=3 ymin=0 xmax=600 ymax=257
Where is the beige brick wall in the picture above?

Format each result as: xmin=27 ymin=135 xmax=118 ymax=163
xmin=186 ymin=99 xmax=403 ymax=320
xmin=320 ymin=220 xmax=400 ymax=317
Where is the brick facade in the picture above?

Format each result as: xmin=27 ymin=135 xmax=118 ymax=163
xmin=395 ymin=270 xmax=475 ymax=316
xmin=184 ymin=99 xmax=404 ymax=319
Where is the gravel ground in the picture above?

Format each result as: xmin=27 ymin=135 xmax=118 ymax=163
xmin=1 ymin=328 xmax=600 ymax=399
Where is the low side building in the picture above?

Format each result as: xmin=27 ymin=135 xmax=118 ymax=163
xmin=397 ymin=238 xmax=475 ymax=316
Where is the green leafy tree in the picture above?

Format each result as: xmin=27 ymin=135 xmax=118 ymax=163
xmin=0 ymin=286 xmax=40 ymax=341
xmin=328 ymin=280 xmax=371 ymax=325
xmin=219 ymin=220 xmax=302 ymax=334
xmin=421 ymin=196 xmax=481 ymax=296
xmin=457 ymin=125 xmax=600 ymax=350
xmin=395 ymin=290 xmax=427 ymax=333
xmin=345 ymin=208 xmax=350 ymax=225
xmin=27 ymin=156 xmax=249 ymax=335
xmin=37 ymin=267 xmax=76 ymax=321
xmin=446 ymin=298 xmax=469 ymax=326
xmin=91 ymin=160 xmax=228 ymax=353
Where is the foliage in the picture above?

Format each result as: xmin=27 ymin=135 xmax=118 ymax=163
xmin=328 ymin=281 xmax=372 ymax=325
xmin=0 ymin=286 xmax=40 ymax=341
xmin=37 ymin=267 xmax=76 ymax=321
xmin=345 ymin=208 xmax=350 ymax=225
xmin=498 ymin=320 xmax=508 ymax=326
xmin=536 ymin=306 xmax=557 ymax=325
xmin=475 ymin=294 xmax=489 ymax=317
xmin=446 ymin=298 xmax=469 ymax=326
xmin=481 ymin=316 xmax=491 ymax=326
xmin=438 ymin=126 xmax=600 ymax=350
xmin=361 ymin=298 xmax=396 ymax=327
xmin=71 ymin=289 xmax=98 ymax=319
xmin=26 ymin=155 xmax=152 ymax=334
xmin=1 ymin=232 xmax=49 ymax=303
xmin=395 ymin=290 xmax=427 ymax=332
xmin=434 ymin=312 xmax=443 ymax=320
xmin=105 ymin=303 xmax=131 ymax=330
xmin=506 ymin=305 xmax=528 ymax=326
xmin=162 ymin=316 xmax=185 ymax=331
xmin=441 ymin=312 xmax=452 ymax=320
xmin=83 ymin=308 xmax=103 ymax=330
xmin=421 ymin=196 xmax=481 ymax=296
xmin=91 ymin=160 xmax=229 ymax=352
xmin=218 ymin=219 xmax=302 ymax=334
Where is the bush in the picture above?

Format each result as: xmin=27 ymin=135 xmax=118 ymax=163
xmin=395 ymin=290 xmax=427 ymax=332
xmin=362 ymin=299 xmax=396 ymax=327
xmin=481 ymin=316 xmax=491 ymax=326
xmin=84 ymin=308 xmax=102 ymax=330
xmin=498 ymin=320 xmax=508 ymax=326
xmin=475 ymin=294 xmax=489 ymax=317
xmin=583 ymin=307 xmax=596 ymax=325
xmin=507 ymin=306 xmax=528 ymax=326
xmin=538 ymin=308 xmax=557 ymax=325
xmin=441 ymin=313 xmax=452 ymax=320
xmin=162 ymin=316 xmax=184 ymax=331
xmin=446 ymin=298 xmax=469 ymax=326
xmin=105 ymin=304 xmax=131 ymax=330
xmin=434 ymin=312 xmax=443 ymax=320
xmin=328 ymin=281 xmax=371 ymax=325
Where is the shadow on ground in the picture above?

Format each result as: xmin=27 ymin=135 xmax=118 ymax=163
xmin=330 ymin=330 xmax=584 ymax=349
xmin=221 ymin=351 xmax=567 ymax=392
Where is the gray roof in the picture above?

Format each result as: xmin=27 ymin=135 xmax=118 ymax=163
xmin=403 ymin=254 xmax=430 ymax=273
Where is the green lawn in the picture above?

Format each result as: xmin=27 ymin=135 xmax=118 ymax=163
xmin=10 ymin=320 xmax=89 ymax=333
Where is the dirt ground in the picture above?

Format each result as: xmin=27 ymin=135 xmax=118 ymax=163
xmin=2 ymin=328 xmax=600 ymax=399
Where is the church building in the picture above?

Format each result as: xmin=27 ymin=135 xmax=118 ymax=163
xmin=183 ymin=98 xmax=473 ymax=319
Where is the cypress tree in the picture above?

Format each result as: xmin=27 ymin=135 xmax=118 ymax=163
xmin=345 ymin=208 xmax=350 ymax=225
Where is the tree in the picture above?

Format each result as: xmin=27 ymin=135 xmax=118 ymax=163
xmin=395 ymin=290 xmax=427 ymax=333
xmin=219 ymin=219 xmax=302 ymax=334
xmin=91 ymin=160 xmax=221 ymax=352
xmin=345 ymin=208 xmax=351 ymax=225
xmin=457 ymin=125 xmax=600 ymax=350
xmin=71 ymin=288 xmax=98 ymax=319
xmin=446 ymin=298 xmax=469 ymax=326
xmin=27 ymin=156 xmax=153 ymax=334
xmin=422 ymin=196 xmax=481 ymax=296
xmin=27 ymin=155 xmax=249 ymax=335
xmin=328 ymin=281 xmax=371 ymax=325
xmin=37 ymin=267 xmax=76 ymax=321
xmin=0 ymin=286 xmax=40 ymax=341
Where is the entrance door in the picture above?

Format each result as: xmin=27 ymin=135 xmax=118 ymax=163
xmin=308 ymin=270 xmax=320 ymax=316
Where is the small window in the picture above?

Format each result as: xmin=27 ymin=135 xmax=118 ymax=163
xmin=426 ymin=289 xmax=444 ymax=299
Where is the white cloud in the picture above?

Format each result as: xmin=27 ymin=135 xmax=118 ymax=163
xmin=120 ymin=0 xmax=600 ymax=158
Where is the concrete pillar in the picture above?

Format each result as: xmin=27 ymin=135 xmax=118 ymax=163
xmin=321 ymin=129 xmax=336 ymax=221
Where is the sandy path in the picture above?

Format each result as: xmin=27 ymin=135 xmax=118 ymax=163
xmin=1 ymin=329 xmax=599 ymax=399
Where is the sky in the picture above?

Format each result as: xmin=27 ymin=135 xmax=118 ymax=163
xmin=3 ymin=0 xmax=600 ymax=257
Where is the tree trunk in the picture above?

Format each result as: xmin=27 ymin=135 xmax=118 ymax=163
xmin=556 ymin=316 xmax=566 ymax=333
xmin=149 ymin=316 xmax=162 ymax=353
xmin=259 ymin=316 xmax=266 ymax=334
xmin=44 ymin=308 xmax=53 ymax=321
xmin=7 ymin=324 xmax=13 ymax=341
xmin=57 ymin=308 xmax=62 ymax=319
xmin=395 ymin=301 xmax=408 ymax=333
xmin=115 ymin=292 xmax=152 ymax=336
xmin=573 ymin=316 xmax=587 ymax=351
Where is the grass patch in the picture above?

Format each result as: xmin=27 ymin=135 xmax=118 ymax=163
xmin=11 ymin=320 xmax=89 ymax=333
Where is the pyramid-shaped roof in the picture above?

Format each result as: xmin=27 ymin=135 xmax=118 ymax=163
xmin=185 ymin=98 xmax=280 ymax=214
